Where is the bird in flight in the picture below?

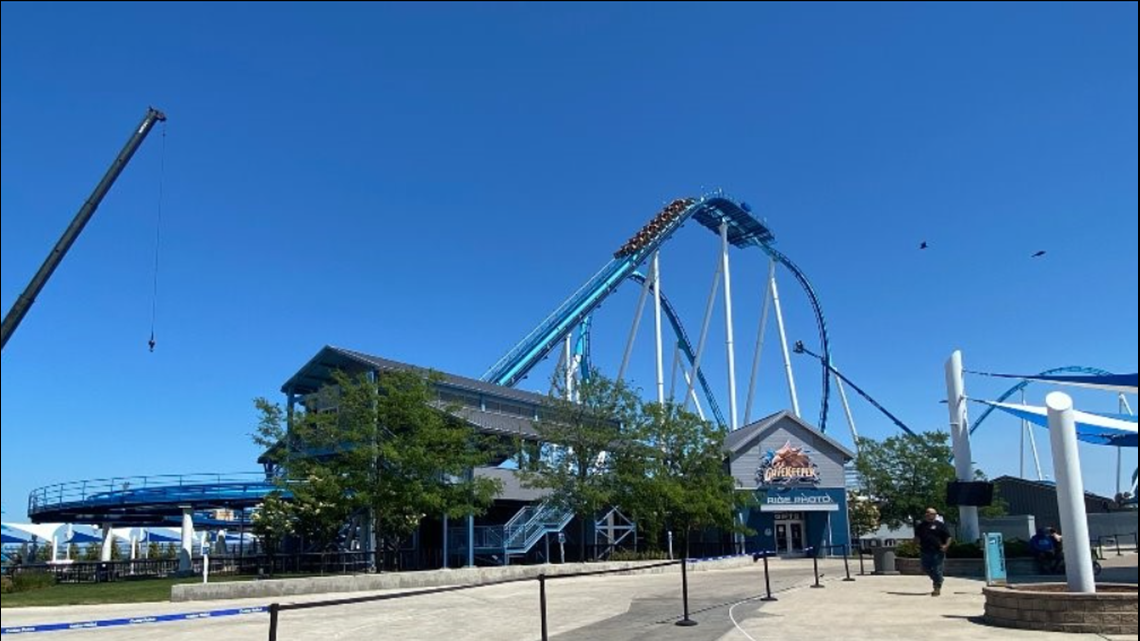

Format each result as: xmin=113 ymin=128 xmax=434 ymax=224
xmin=920 ymin=241 xmax=930 ymax=250
xmin=1031 ymin=250 xmax=1047 ymax=258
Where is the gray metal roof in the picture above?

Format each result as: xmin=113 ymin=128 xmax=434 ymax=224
xmin=475 ymin=467 xmax=550 ymax=502
xmin=724 ymin=410 xmax=857 ymax=461
xmin=282 ymin=346 xmax=552 ymax=407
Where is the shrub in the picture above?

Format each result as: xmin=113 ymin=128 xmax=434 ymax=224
xmin=11 ymin=572 xmax=56 ymax=594
xmin=609 ymin=550 xmax=671 ymax=562
xmin=946 ymin=542 xmax=983 ymax=559
xmin=1004 ymin=539 xmax=1032 ymax=559
xmin=1 ymin=577 xmax=13 ymax=595
xmin=895 ymin=540 xmax=920 ymax=559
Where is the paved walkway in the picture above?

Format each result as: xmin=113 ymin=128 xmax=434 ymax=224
xmin=723 ymin=571 xmax=1138 ymax=641
xmin=2 ymin=556 xmax=1135 ymax=640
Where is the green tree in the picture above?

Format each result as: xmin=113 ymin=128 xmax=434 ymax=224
xmin=847 ymin=491 xmax=882 ymax=541
xmin=252 ymin=492 xmax=295 ymax=559
xmin=855 ymin=432 xmax=957 ymax=530
xmin=255 ymin=370 xmax=502 ymax=566
xmin=520 ymin=372 xmax=641 ymax=562
xmin=614 ymin=401 xmax=747 ymax=555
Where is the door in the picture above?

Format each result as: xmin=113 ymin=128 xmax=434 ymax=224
xmin=776 ymin=524 xmax=789 ymax=554
xmin=789 ymin=522 xmax=805 ymax=554
xmin=776 ymin=520 xmax=806 ymax=555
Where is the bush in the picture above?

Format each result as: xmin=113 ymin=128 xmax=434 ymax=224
xmin=946 ymin=542 xmax=984 ymax=559
xmin=1004 ymin=539 xmax=1032 ymax=559
xmin=609 ymin=550 xmax=671 ymax=562
xmin=898 ymin=539 xmax=1032 ymax=560
xmin=1 ymin=577 xmax=13 ymax=595
xmin=11 ymin=572 xmax=56 ymax=594
xmin=895 ymin=540 xmax=920 ymax=559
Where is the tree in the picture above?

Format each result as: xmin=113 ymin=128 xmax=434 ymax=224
xmin=855 ymin=432 xmax=956 ymax=530
xmin=520 ymin=372 xmax=641 ymax=562
xmin=614 ymin=401 xmax=747 ymax=555
xmin=847 ymin=491 xmax=882 ymax=542
xmin=252 ymin=492 xmax=295 ymax=560
xmin=255 ymin=369 xmax=502 ymax=568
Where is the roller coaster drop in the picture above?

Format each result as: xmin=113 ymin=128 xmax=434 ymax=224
xmin=482 ymin=192 xmax=846 ymax=440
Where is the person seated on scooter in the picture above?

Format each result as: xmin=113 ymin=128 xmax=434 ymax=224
xmin=1031 ymin=527 xmax=1060 ymax=572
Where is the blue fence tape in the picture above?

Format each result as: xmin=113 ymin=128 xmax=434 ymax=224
xmin=1 ymin=606 xmax=268 ymax=636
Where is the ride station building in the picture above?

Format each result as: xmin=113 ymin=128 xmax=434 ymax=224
xmin=726 ymin=411 xmax=855 ymax=557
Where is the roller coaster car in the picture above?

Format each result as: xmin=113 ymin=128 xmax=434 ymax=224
xmin=613 ymin=198 xmax=697 ymax=259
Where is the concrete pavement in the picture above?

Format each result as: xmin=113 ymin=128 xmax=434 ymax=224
xmin=2 ymin=555 xmax=1136 ymax=640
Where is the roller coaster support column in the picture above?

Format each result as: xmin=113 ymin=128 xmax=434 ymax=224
xmin=618 ymin=264 xmax=653 ymax=384
xmin=745 ymin=259 xmax=775 ymax=425
xmin=945 ymin=351 xmax=980 ymax=543
xmin=653 ymin=252 xmax=666 ymax=405
xmin=563 ymin=336 xmax=574 ymax=401
xmin=101 ymin=523 xmax=115 ymax=563
xmin=684 ymin=243 xmax=723 ymax=412
xmin=1118 ymin=395 xmax=1133 ymax=497
xmin=771 ymin=273 xmax=801 ymax=418
xmin=720 ymin=221 xmax=739 ymax=429
xmin=1047 ymin=392 xmax=1097 ymax=593
xmin=1025 ymin=389 xmax=1045 ymax=481
xmin=834 ymin=367 xmax=860 ymax=453
xmin=180 ymin=507 xmax=195 ymax=575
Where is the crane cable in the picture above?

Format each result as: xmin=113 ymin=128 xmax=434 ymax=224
xmin=148 ymin=122 xmax=167 ymax=353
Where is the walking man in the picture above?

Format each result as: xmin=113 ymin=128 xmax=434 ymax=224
xmin=915 ymin=507 xmax=953 ymax=596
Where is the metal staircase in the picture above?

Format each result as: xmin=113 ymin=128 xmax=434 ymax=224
xmin=450 ymin=502 xmax=574 ymax=565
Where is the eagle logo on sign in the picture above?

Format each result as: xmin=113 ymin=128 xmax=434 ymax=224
xmin=756 ymin=441 xmax=821 ymax=487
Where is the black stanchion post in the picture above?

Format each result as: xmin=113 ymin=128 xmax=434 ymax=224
xmin=676 ymin=560 xmax=698 ymax=627
xmin=268 ymin=603 xmax=280 ymax=641
xmin=1116 ymin=534 xmax=1123 ymax=558
xmin=811 ymin=548 xmax=824 ymax=589
xmin=762 ymin=552 xmax=778 ymax=602
xmin=539 ymin=574 xmax=549 ymax=641
xmin=858 ymin=545 xmax=867 ymax=577
xmin=843 ymin=545 xmax=856 ymax=582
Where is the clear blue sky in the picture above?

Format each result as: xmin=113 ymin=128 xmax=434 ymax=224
xmin=2 ymin=2 xmax=1136 ymax=518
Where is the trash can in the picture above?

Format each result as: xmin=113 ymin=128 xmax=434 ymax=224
xmin=872 ymin=546 xmax=900 ymax=576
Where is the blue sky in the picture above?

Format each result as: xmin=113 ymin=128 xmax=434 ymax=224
xmin=2 ymin=2 xmax=1136 ymax=518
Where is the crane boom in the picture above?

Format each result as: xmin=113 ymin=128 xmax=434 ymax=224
xmin=1 ymin=107 xmax=166 ymax=351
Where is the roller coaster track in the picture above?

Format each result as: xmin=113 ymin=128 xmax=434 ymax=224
xmin=483 ymin=192 xmax=834 ymax=433
xmin=627 ymin=272 xmax=727 ymax=427
xmin=969 ymin=366 xmax=1117 ymax=436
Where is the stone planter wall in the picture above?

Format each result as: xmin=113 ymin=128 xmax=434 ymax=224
xmin=984 ymin=584 xmax=1138 ymax=635
xmin=896 ymin=557 xmax=1039 ymax=578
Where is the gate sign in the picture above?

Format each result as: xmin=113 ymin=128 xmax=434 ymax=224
xmin=984 ymin=532 xmax=1008 ymax=586
xmin=757 ymin=441 xmax=821 ymax=488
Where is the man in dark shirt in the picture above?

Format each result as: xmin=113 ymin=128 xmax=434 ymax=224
xmin=915 ymin=507 xmax=953 ymax=596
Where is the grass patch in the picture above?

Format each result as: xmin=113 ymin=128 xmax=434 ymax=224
xmin=0 ymin=576 xmax=249 ymax=609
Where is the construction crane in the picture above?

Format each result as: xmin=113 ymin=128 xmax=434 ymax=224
xmin=1 ymin=107 xmax=166 ymax=351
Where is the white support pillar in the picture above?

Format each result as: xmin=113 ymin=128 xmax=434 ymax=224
xmin=684 ymin=248 xmax=723 ymax=412
xmin=653 ymin=252 xmax=665 ymax=405
xmin=745 ymin=260 xmax=776 ymax=425
xmin=180 ymin=507 xmax=194 ymax=574
xmin=51 ymin=535 xmax=60 ymax=564
xmin=1046 ymin=392 xmax=1097 ymax=593
xmin=945 ymin=351 xmax=979 ymax=543
xmin=100 ymin=524 xmax=115 ymax=563
xmin=618 ymin=268 xmax=654 ymax=383
xmin=678 ymin=365 xmax=707 ymax=421
xmin=1027 ymin=410 xmax=1045 ymax=481
xmin=834 ymin=369 xmax=860 ymax=452
xmin=1026 ymin=387 xmax=1035 ymax=476
xmin=770 ymin=274 xmax=801 ymax=417
xmin=1118 ymin=395 xmax=1133 ymax=497
xmin=563 ymin=335 xmax=574 ymax=401
xmin=720 ymin=221 xmax=740 ymax=430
